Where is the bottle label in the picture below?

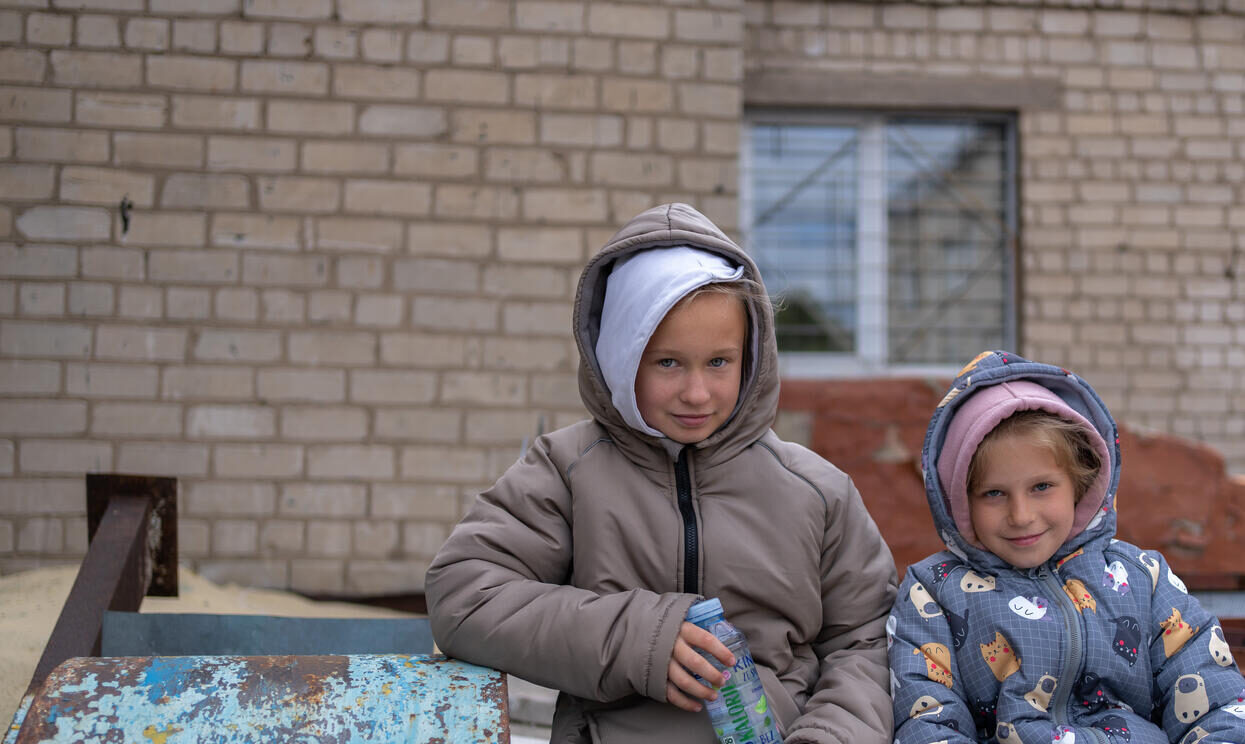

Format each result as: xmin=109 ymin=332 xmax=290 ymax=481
xmin=703 ymin=651 xmax=779 ymax=744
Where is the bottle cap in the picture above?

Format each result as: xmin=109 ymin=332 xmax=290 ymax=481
xmin=686 ymin=597 xmax=724 ymax=625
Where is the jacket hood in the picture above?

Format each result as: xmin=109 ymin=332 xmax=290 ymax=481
xmin=922 ymin=350 xmax=1121 ymax=570
xmin=574 ymin=203 xmax=779 ymax=465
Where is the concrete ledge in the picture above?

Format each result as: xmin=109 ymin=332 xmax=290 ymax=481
xmin=745 ymin=69 xmax=1062 ymax=111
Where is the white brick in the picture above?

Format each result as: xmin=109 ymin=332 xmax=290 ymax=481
xmin=313 ymin=448 xmax=399 ymax=484
xmin=408 ymin=293 xmax=499 ymax=332
xmin=60 ymin=166 xmax=155 ymax=208
xmin=289 ymin=331 xmax=375 ymax=365
xmin=307 ymin=520 xmax=351 ymax=556
xmin=303 ymin=141 xmax=390 ymax=174
xmin=261 ymin=520 xmax=304 ymax=553
xmin=214 ymin=443 xmax=303 ymax=477
xmin=346 ymin=164 xmax=420 ymax=206
xmin=114 ymin=132 xmax=203 ymax=167
xmin=316 ymin=217 xmax=405 ymax=252
xmin=51 ymin=50 xmax=142 ymax=88
xmin=0 ymin=86 xmax=71 ymax=124
xmin=361 ymin=28 xmax=404 ymax=62
xmin=151 ymin=0 xmax=241 ymax=15
xmin=406 ymin=223 xmax=492 ymax=258
xmin=67 ymin=282 xmax=114 ymax=316
xmin=208 ymin=136 xmax=297 ymax=171
xmin=1 ymin=320 xmax=92 ymax=358
xmin=280 ymin=405 xmax=368 ymax=440
xmin=117 ymin=441 xmax=209 ymax=476
xmin=393 ymin=144 xmax=477 ymax=178
xmin=0 ymin=403 xmax=85 ymax=437
xmin=166 ymin=288 xmax=211 ymax=320
xmin=17 ymin=519 xmax=63 ymax=553
xmin=349 ymin=369 xmax=437 ymax=404
xmin=67 ymin=362 xmax=159 ymax=398
xmin=185 ymin=404 xmax=274 ymax=438
xmin=92 ymin=402 xmax=182 ymax=435
xmin=147 ymin=55 xmax=236 ymax=92
xmin=17 ymin=207 xmax=110 ymax=241
xmin=267 ymin=100 xmax=354 ymax=135
xmin=257 ymin=368 xmax=344 ymax=402
xmin=314 ymin=26 xmax=359 ymax=59
xmin=243 ymin=254 xmax=328 ymax=286
xmin=15 ymin=127 xmax=110 ymax=163
xmin=359 ymin=105 xmax=447 ymax=137
xmin=211 ymin=213 xmax=300 ymax=251
xmin=332 ymin=64 xmax=420 ymax=99
xmin=172 ymin=96 xmax=261 ymax=130
xmin=427 ymin=0 xmax=510 ymax=29
xmin=0 ymin=360 xmax=60 ymax=394
xmin=4 ymin=479 xmax=82 ymax=515
xmin=374 ymin=407 xmax=461 ymax=443
xmin=400 ymin=445 xmax=488 ymax=482
xmin=212 ymin=519 xmax=259 ymax=555
xmin=345 ymin=560 xmax=429 ymax=594
xmin=280 ymin=482 xmax=366 ymax=516
xmin=241 ymin=60 xmax=328 ymax=95
xmin=194 ymin=329 xmax=282 ymax=362
xmin=0 ymin=243 xmax=78 ymax=277
xmin=161 ymin=173 xmax=250 ymax=209
xmin=243 ymin=0 xmax=331 ymax=20
xmin=19 ymin=282 xmax=65 ymax=316
xmin=379 ymin=332 xmax=475 ymax=368
xmin=339 ymin=0 xmax=423 ymax=23
xmin=125 ymin=18 xmax=169 ymax=50
xmin=370 ymin=483 xmax=458 ymax=520
xmin=392 ymin=257 xmax=479 ymax=293
xmin=352 ymin=521 xmax=399 ymax=557
xmin=115 ymin=287 xmax=161 ymax=319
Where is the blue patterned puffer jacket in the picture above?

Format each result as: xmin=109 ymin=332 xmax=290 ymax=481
xmin=888 ymin=351 xmax=1245 ymax=744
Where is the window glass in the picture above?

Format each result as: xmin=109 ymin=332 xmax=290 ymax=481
xmin=743 ymin=113 xmax=1016 ymax=374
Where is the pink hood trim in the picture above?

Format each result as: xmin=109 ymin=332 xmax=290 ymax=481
xmin=935 ymin=380 xmax=1112 ymax=548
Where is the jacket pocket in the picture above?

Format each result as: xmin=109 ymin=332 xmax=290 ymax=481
xmin=756 ymin=665 xmax=801 ymax=736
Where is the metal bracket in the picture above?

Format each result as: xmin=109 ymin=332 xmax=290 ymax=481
xmin=87 ymin=473 xmax=178 ymax=597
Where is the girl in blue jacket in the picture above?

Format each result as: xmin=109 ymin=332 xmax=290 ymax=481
xmin=889 ymin=350 xmax=1245 ymax=744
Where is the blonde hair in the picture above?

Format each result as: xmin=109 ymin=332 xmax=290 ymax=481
xmin=967 ymin=410 xmax=1102 ymax=501
xmin=678 ymin=277 xmax=768 ymax=310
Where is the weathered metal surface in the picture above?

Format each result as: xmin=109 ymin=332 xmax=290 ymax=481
xmin=86 ymin=474 xmax=178 ymax=597
xmin=13 ymin=654 xmax=509 ymax=744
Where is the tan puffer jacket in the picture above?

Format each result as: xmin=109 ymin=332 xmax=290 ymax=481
xmin=425 ymin=203 xmax=898 ymax=744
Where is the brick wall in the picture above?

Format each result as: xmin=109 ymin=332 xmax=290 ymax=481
xmin=749 ymin=1 xmax=1245 ymax=468
xmin=0 ymin=0 xmax=744 ymax=593
xmin=5 ymin=0 xmax=1245 ymax=594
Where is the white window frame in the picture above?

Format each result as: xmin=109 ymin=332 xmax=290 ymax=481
xmin=739 ymin=109 xmax=1018 ymax=379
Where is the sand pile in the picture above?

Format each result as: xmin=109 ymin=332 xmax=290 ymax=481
xmin=0 ymin=564 xmax=414 ymax=727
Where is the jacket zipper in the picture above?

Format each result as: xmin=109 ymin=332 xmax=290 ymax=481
xmin=675 ymin=448 xmax=698 ymax=595
xmin=1039 ymin=565 xmax=1108 ymax=744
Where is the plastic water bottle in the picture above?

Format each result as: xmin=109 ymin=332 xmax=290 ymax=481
xmin=687 ymin=598 xmax=782 ymax=744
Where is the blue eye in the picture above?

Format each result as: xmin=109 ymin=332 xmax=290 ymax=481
xmin=657 ymin=358 xmax=676 ymax=368
xmin=708 ymin=357 xmax=728 ymax=368
xmin=1034 ymin=482 xmax=1052 ymax=492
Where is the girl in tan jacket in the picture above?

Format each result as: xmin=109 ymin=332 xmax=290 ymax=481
xmin=425 ymin=203 xmax=898 ymax=744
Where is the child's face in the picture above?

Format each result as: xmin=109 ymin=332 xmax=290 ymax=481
xmin=635 ymin=291 xmax=747 ymax=444
xmin=969 ymin=429 xmax=1078 ymax=569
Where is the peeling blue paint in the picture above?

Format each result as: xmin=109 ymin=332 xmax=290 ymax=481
xmin=12 ymin=655 xmax=509 ymax=744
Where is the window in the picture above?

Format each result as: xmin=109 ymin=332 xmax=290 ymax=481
xmin=741 ymin=111 xmax=1018 ymax=377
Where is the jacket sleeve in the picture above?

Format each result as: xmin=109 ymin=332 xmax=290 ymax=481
xmin=782 ymin=477 xmax=902 ymax=744
xmin=1145 ymin=550 xmax=1245 ymax=742
xmin=887 ymin=568 xmax=979 ymax=744
xmin=423 ymin=436 xmax=697 ymax=704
